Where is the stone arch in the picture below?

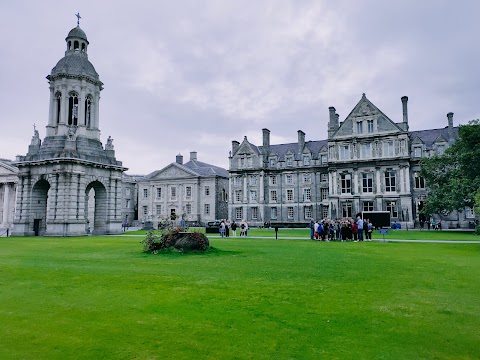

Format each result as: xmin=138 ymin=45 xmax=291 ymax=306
xmin=85 ymin=180 xmax=108 ymax=235
xmin=31 ymin=179 xmax=51 ymax=236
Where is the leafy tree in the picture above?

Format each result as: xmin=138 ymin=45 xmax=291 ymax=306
xmin=420 ymin=120 xmax=480 ymax=220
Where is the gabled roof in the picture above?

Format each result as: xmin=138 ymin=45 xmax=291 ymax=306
xmin=0 ymin=159 xmax=18 ymax=174
xmin=261 ymin=140 xmax=328 ymax=161
xmin=146 ymin=159 xmax=228 ymax=180
xmin=234 ymin=136 xmax=260 ymax=156
xmin=410 ymin=127 xmax=458 ymax=150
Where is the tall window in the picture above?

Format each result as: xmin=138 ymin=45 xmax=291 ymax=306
xmin=156 ymin=205 xmax=162 ymax=215
xmin=250 ymin=175 xmax=257 ymax=185
xmin=363 ymin=201 xmax=374 ymax=211
xmin=303 ymin=156 xmax=310 ymax=166
xmin=437 ymin=145 xmax=445 ymax=155
xmin=303 ymin=188 xmax=311 ymax=201
xmin=357 ymin=121 xmax=363 ymax=134
xmin=186 ymin=186 xmax=192 ymax=198
xmin=414 ymin=175 xmax=425 ymax=189
xmin=205 ymin=186 xmax=210 ymax=196
xmin=341 ymin=174 xmax=352 ymax=194
xmin=270 ymin=175 xmax=277 ymax=185
xmin=386 ymin=201 xmax=398 ymax=217
xmin=362 ymin=173 xmax=373 ymax=193
xmin=235 ymin=190 xmax=242 ymax=202
xmin=270 ymin=190 xmax=277 ymax=202
xmin=383 ymin=141 xmax=394 ymax=157
xmin=250 ymin=190 xmax=257 ymax=202
xmin=321 ymin=173 xmax=328 ymax=182
xmin=221 ymin=189 xmax=227 ymax=202
xmin=235 ymin=207 xmax=243 ymax=220
xmin=234 ymin=177 xmax=242 ymax=186
xmin=385 ymin=171 xmax=396 ymax=192
xmin=321 ymin=188 xmax=328 ymax=200
xmin=340 ymin=145 xmax=350 ymax=160
xmin=304 ymin=206 xmax=312 ymax=219
xmin=271 ymin=207 xmax=277 ymax=219
xmin=68 ymin=93 xmax=79 ymax=126
xmin=156 ymin=188 xmax=162 ymax=198
xmin=303 ymin=173 xmax=311 ymax=183
xmin=126 ymin=188 xmax=131 ymax=196
xmin=286 ymin=174 xmax=293 ymax=184
xmin=252 ymin=207 xmax=258 ymax=220
xmin=170 ymin=187 xmax=176 ymax=199
xmin=143 ymin=188 xmax=148 ymax=199
xmin=414 ymin=147 xmax=422 ymax=158
xmin=126 ymin=199 xmax=130 ymax=208
xmin=361 ymin=143 xmax=371 ymax=159
xmin=186 ymin=204 xmax=191 ymax=214
xmin=288 ymin=207 xmax=294 ymax=219
xmin=142 ymin=206 xmax=148 ymax=217
xmin=286 ymin=157 xmax=293 ymax=166
xmin=55 ymin=92 xmax=61 ymax=125
xmin=84 ymin=96 xmax=92 ymax=127
xmin=270 ymin=158 xmax=276 ymax=167
xmin=322 ymin=206 xmax=329 ymax=219
xmin=342 ymin=203 xmax=352 ymax=218
xmin=367 ymin=120 xmax=374 ymax=133
xmin=321 ymin=154 xmax=328 ymax=164
xmin=204 ymin=204 xmax=210 ymax=215
xmin=287 ymin=189 xmax=294 ymax=201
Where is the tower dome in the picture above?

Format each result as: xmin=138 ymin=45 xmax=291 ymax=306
xmin=67 ymin=26 xmax=88 ymax=41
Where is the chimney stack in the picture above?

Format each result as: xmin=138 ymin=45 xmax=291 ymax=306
xmin=447 ymin=112 xmax=454 ymax=140
xmin=328 ymin=107 xmax=338 ymax=138
xmin=176 ymin=154 xmax=183 ymax=165
xmin=262 ymin=128 xmax=270 ymax=149
xmin=298 ymin=130 xmax=305 ymax=154
xmin=401 ymin=96 xmax=408 ymax=124
xmin=232 ymin=140 xmax=240 ymax=156
xmin=190 ymin=151 xmax=197 ymax=161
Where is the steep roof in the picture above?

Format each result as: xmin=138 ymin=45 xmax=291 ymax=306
xmin=261 ymin=140 xmax=328 ymax=161
xmin=410 ymin=127 xmax=458 ymax=150
xmin=184 ymin=160 xmax=229 ymax=178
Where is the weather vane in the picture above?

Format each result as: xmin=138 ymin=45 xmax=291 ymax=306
xmin=75 ymin=12 xmax=81 ymax=26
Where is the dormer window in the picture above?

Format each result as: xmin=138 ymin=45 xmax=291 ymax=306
xmin=321 ymin=154 xmax=328 ymax=164
xmin=414 ymin=147 xmax=422 ymax=158
xmin=367 ymin=120 xmax=374 ymax=133
xmin=357 ymin=121 xmax=363 ymax=134
xmin=339 ymin=145 xmax=350 ymax=160
xmin=303 ymin=155 xmax=310 ymax=166
xmin=286 ymin=156 xmax=293 ymax=166
xmin=270 ymin=158 xmax=276 ymax=167
xmin=437 ymin=145 xmax=445 ymax=155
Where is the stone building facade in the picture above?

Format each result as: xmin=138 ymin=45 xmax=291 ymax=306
xmin=228 ymin=94 xmax=473 ymax=228
xmin=11 ymin=23 xmax=126 ymax=236
xmin=137 ymin=152 xmax=229 ymax=228
xmin=0 ymin=159 xmax=18 ymax=231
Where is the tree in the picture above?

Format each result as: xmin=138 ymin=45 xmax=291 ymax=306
xmin=420 ymin=120 xmax=480 ymax=220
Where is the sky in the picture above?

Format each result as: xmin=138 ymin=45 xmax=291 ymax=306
xmin=1 ymin=1 xmax=479 ymax=175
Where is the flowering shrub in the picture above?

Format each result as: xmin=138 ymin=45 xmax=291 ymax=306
xmin=141 ymin=226 xmax=209 ymax=253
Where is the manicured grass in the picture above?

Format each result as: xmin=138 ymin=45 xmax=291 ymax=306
xmin=2 ymin=237 xmax=479 ymax=359
xmin=126 ymin=227 xmax=480 ymax=241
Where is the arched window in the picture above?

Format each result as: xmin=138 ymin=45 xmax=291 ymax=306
xmin=74 ymin=41 xmax=79 ymax=50
xmin=81 ymin=43 xmax=86 ymax=52
xmin=55 ymin=92 xmax=62 ymax=125
xmin=84 ymin=96 xmax=92 ymax=127
xmin=68 ymin=41 xmax=72 ymax=50
xmin=68 ymin=93 xmax=79 ymax=126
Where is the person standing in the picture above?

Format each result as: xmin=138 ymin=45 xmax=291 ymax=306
xmin=357 ymin=215 xmax=364 ymax=241
xmin=225 ymin=220 xmax=230 ymax=237
xmin=309 ymin=218 xmax=315 ymax=240
xmin=219 ymin=220 xmax=226 ymax=238
xmin=231 ymin=221 xmax=237 ymax=237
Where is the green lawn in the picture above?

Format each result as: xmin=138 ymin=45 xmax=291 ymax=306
xmin=1 ymin=236 xmax=479 ymax=359
xmin=126 ymin=227 xmax=480 ymax=241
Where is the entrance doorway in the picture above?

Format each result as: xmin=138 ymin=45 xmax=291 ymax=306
xmin=85 ymin=181 xmax=107 ymax=235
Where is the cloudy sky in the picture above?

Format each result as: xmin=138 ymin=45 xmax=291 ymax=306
xmin=1 ymin=1 xmax=479 ymax=174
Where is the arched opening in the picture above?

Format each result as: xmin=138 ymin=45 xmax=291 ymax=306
xmin=68 ymin=93 xmax=79 ymax=126
xmin=31 ymin=179 xmax=51 ymax=236
xmin=85 ymin=181 xmax=107 ymax=235
xmin=84 ymin=96 xmax=92 ymax=127
xmin=74 ymin=40 xmax=79 ymax=50
xmin=68 ymin=40 xmax=72 ymax=50
xmin=81 ymin=43 xmax=86 ymax=52
xmin=55 ymin=92 xmax=62 ymax=125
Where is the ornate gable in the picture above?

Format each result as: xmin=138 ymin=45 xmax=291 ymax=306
xmin=411 ymin=136 xmax=424 ymax=145
xmin=434 ymin=134 xmax=448 ymax=144
xmin=0 ymin=161 xmax=18 ymax=177
xmin=235 ymin=137 xmax=258 ymax=156
xmin=333 ymin=94 xmax=403 ymax=138
xmin=147 ymin=163 xmax=198 ymax=180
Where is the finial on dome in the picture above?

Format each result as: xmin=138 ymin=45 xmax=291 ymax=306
xmin=75 ymin=12 xmax=81 ymax=26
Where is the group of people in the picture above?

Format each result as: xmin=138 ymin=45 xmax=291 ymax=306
xmin=310 ymin=216 xmax=374 ymax=242
xmin=219 ymin=220 xmax=249 ymax=238
xmin=419 ymin=219 xmax=442 ymax=231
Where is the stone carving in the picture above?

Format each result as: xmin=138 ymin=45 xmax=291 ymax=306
xmin=67 ymin=126 xmax=76 ymax=141
xmin=30 ymin=124 xmax=41 ymax=145
xmin=105 ymin=136 xmax=114 ymax=150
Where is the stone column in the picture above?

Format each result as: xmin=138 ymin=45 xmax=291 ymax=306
xmin=2 ymin=183 xmax=10 ymax=225
xmin=62 ymin=87 xmax=69 ymax=125
xmin=79 ymin=86 xmax=86 ymax=127
xmin=376 ymin=167 xmax=382 ymax=194
xmin=405 ymin=165 xmax=411 ymax=193
xmin=94 ymin=94 xmax=100 ymax=130
xmin=48 ymin=86 xmax=55 ymax=127
xmin=353 ymin=169 xmax=359 ymax=195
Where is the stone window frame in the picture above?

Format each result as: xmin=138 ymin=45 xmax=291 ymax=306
xmin=205 ymin=186 xmax=210 ymax=196
xmin=362 ymin=172 xmax=374 ymax=193
xmin=339 ymin=145 xmax=350 ymax=160
xmin=68 ymin=91 xmax=79 ymax=126
xmin=304 ymin=206 xmax=312 ymax=219
xmin=185 ymin=186 xmax=192 ymax=198
xmin=340 ymin=173 xmax=352 ymax=194
xmin=385 ymin=170 xmax=396 ymax=192
xmin=303 ymin=188 xmax=311 ymax=202
xmin=156 ymin=187 xmax=162 ymax=199
xmin=321 ymin=188 xmax=328 ymax=200
xmin=235 ymin=190 xmax=242 ymax=202
xmin=356 ymin=121 xmax=363 ymax=134
xmin=250 ymin=190 xmax=257 ymax=203
xmin=286 ymin=174 xmax=293 ymax=185
xmin=252 ymin=207 xmax=258 ymax=220
xmin=186 ymin=204 xmax=192 ymax=214
xmin=270 ymin=175 xmax=277 ymax=185
xmin=156 ymin=204 xmax=162 ymax=215
xmin=363 ymin=201 xmax=374 ymax=212
xmin=367 ymin=119 xmax=374 ymax=133
xmin=287 ymin=206 xmax=294 ymax=219
xmin=204 ymin=204 xmax=210 ymax=215
xmin=235 ymin=207 xmax=243 ymax=220
xmin=413 ymin=146 xmax=422 ymax=158
xmin=143 ymin=188 xmax=148 ymax=199
xmin=170 ymin=186 xmax=177 ymax=200
xmin=303 ymin=173 xmax=311 ymax=183
xmin=383 ymin=140 xmax=395 ymax=157
xmin=286 ymin=189 xmax=294 ymax=202
xmin=322 ymin=206 xmax=329 ymax=219
xmin=271 ymin=207 xmax=278 ymax=219
xmin=341 ymin=203 xmax=352 ymax=218
xmin=270 ymin=190 xmax=277 ymax=202
xmin=386 ymin=201 xmax=398 ymax=218
xmin=303 ymin=155 xmax=311 ymax=166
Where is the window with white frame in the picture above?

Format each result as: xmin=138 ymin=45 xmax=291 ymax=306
xmin=303 ymin=155 xmax=310 ymax=166
xmin=340 ymin=145 xmax=350 ymax=160
xmin=235 ymin=207 xmax=243 ymax=220
xmin=170 ymin=187 xmax=176 ymax=199
xmin=143 ymin=188 xmax=148 ymax=199
xmin=250 ymin=190 xmax=257 ymax=202
xmin=321 ymin=154 xmax=328 ymax=164
xmin=322 ymin=206 xmax=329 ymax=219
xmin=286 ymin=174 xmax=293 ymax=184
xmin=303 ymin=173 xmax=311 ymax=183
xmin=204 ymin=204 xmax=210 ymax=215
xmin=342 ymin=203 xmax=352 ymax=218
xmin=286 ymin=156 xmax=293 ymax=166
xmin=303 ymin=188 xmax=311 ymax=202
xmin=156 ymin=188 xmax=162 ymax=198
xmin=270 ymin=175 xmax=277 ymax=185
xmin=367 ymin=119 xmax=374 ymax=133
xmin=363 ymin=201 xmax=374 ymax=212
xmin=362 ymin=173 xmax=373 ymax=193
xmin=321 ymin=188 xmax=328 ymax=200
xmin=252 ymin=207 xmax=258 ymax=219
xmin=383 ymin=141 xmax=394 ymax=157
xmin=288 ymin=207 xmax=294 ymax=219
xmin=186 ymin=204 xmax=191 ymax=214
xmin=250 ymin=175 xmax=257 ymax=185
xmin=270 ymin=190 xmax=277 ymax=202
xmin=357 ymin=121 xmax=363 ymax=134
xmin=186 ymin=186 xmax=192 ymax=198
xmin=361 ymin=143 xmax=371 ymax=159
xmin=271 ymin=207 xmax=277 ymax=219
xmin=414 ymin=174 xmax=426 ymax=189
xmin=304 ymin=206 xmax=312 ymax=219
xmin=235 ymin=190 xmax=242 ymax=202
xmin=465 ymin=207 xmax=475 ymax=218
xmin=386 ymin=201 xmax=398 ymax=217
xmin=385 ymin=170 xmax=396 ymax=192
xmin=156 ymin=204 xmax=162 ymax=215
xmin=341 ymin=173 xmax=352 ymax=194
xmin=142 ymin=206 xmax=148 ymax=217
xmin=287 ymin=189 xmax=294 ymax=201
xmin=414 ymin=147 xmax=422 ymax=158
xmin=205 ymin=186 xmax=210 ymax=196
xmin=270 ymin=158 xmax=276 ymax=167
xmin=234 ymin=177 xmax=242 ymax=186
